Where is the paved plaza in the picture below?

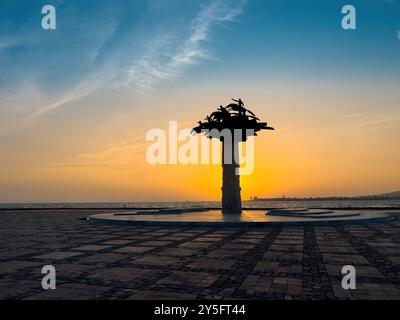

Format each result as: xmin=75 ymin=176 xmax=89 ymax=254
xmin=0 ymin=210 xmax=399 ymax=300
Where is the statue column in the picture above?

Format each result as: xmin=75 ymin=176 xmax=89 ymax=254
xmin=221 ymin=136 xmax=242 ymax=214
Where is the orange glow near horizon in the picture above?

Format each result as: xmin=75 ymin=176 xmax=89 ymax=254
xmin=0 ymin=81 xmax=399 ymax=203
xmin=1 ymin=0 xmax=400 ymax=203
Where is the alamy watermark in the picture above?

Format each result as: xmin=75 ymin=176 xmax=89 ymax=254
xmin=146 ymin=121 xmax=255 ymax=175
xmin=341 ymin=265 xmax=356 ymax=290
xmin=41 ymin=5 xmax=56 ymax=30
xmin=341 ymin=5 xmax=356 ymax=30
xmin=41 ymin=265 xmax=56 ymax=290
xmin=38 ymin=4 xmax=356 ymax=32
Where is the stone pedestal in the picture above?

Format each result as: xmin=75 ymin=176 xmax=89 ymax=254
xmin=221 ymin=140 xmax=242 ymax=214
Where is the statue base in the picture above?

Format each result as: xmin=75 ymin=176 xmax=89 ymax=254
xmin=221 ymin=163 xmax=242 ymax=214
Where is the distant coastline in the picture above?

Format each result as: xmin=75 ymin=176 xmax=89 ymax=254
xmin=1 ymin=197 xmax=400 ymax=211
xmin=249 ymin=191 xmax=400 ymax=201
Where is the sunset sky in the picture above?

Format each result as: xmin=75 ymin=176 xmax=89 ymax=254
xmin=0 ymin=0 xmax=399 ymax=202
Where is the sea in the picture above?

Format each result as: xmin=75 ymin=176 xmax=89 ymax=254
xmin=1 ymin=199 xmax=400 ymax=210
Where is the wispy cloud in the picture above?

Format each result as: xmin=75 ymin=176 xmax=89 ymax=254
xmin=0 ymin=2 xmax=119 ymax=129
xmin=341 ymin=113 xmax=398 ymax=129
xmin=29 ymin=87 xmax=91 ymax=120
xmin=0 ymin=39 xmax=16 ymax=50
xmin=340 ymin=113 xmax=363 ymax=119
xmin=122 ymin=0 xmax=246 ymax=93
xmin=29 ymin=65 xmax=115 ymax=120
xmin=356 ymin=117 xmax=398 ymax=128
xmin=45 ymin=135 xmax=147 ymax=170
xmin=1 ymin=0 xmax=246 ymax=128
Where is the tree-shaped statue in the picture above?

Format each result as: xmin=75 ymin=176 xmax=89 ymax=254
xmin=192 ymin=99 xmax=274 ymax=214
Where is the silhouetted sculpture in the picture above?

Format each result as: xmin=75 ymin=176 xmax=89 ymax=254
xmin=192 ymin=98 xmax=274 ymax=214
xmin=228 ymin=99 xmax=256 ymax=117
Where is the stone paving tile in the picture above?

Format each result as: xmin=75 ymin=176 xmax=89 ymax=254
xmin=179 ymin=241 xmax=213 ymax=249
xmin=177 ymin=232 xmax=201 ymax=237
xmin=49 ymin=263 xmax=95 ymax=278
xmin=0 ymin=260 xmax=42 ymax=273
xmin=325 ymin=264 xmax=384 ymax=278
xmin=241 ymin=233 xmax=266 ymax=238
xmin=376 ymin=248 xmax=400 ymax=255
xmin=154 ymin=271 xmax=218 ymax=289
xmin=127 ymin=290 xmax=197 ymax=300
xmin=157 ymin=228 xmax=182 ymax=232
xmin=253 ymin=261 xmax=279 ymax=273
xmin=87 ymin=267 xmax=153 ymax=284
xmin=262 ymin=251 xmax=303 ymax=262
xmin=321 ymin=253 xmax=369 ymax=265
xmin=78 ymin=253 xmax=127 ymax=264
xmin=0 ymin=250 xmax=40 ymax=259
xmin=114 ymin=246 xmax=154 ymax=254
xmin=318 ymin=246 xmax=354 ymax=253
xmin=140 ymin=240 xmax=172 ymax=247
xmin=37 ymin=243 xmax=72 ymax=250
xmin=159 ymin=236 xmax=187 ymax=241
xmin=212 ymin=230 xmax=238 ymax=234
xmin=131 ymin=255 xmax=185 ymax=267
xmin=101 ymin=240 xmax=133 ymax=245
xmin=144 ymin=233 xmax=169 ymax=238
xmin=188 ymin=258 xmax=236 ymax=270
xmin=388 ymin=256 xmax=400 ymax=264
xmin=25 ymin=283 xmax=111 ymax=300
xmin=123 ymin=235 xmax=152 ymax=240
xmin=206 ymin=249 xmax=248 ymax=259
xmin=220 ymin=243 xmax=255 ymax=250
xmin=253 ymin=261 xmax=303 ymax=275
xmin=232 ymin=238 xmax=263 ymax=244
xmin=200 ymin=234 xmax=227 ymax=239
xmin=72 ymin=245 xmax=112 ymax=251
xmin=239 ymin=274 xmax=279 ymax=295
xmin=32 ymin=251 xmax=83 ymax=260
xmin=269 ymin=244 xmax=303 ymax=252
xmin=0 ymin=279 xmax=42 ymax=299
xmin=157 ymin=247 xmax=199 ymax=257
xmin=366 ymin=241 xmax=398 ymax=248
xmin=0 ymin=209 xmax=399 ymax=300
xmin=192 ymin=237 xmax=223 ymax=242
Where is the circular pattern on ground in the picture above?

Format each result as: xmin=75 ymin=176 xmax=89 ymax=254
xmin=88 ymin=209 xmax=395 ymax=226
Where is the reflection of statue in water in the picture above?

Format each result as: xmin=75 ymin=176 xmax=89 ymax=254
xmin=192 ymin=98 xmax=274 ymax=214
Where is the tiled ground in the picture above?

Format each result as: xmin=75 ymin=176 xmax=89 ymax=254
xmin=0 ymin=210 xmax=399 ymax=300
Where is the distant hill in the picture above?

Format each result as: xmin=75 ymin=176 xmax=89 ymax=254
xmin=250 ymin=190 xmax=400 ymax=201
xmin=374 ymin=191 xmax=400 ymax=198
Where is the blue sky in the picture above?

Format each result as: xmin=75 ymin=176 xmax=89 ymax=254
xmin=1 ymin=0 xmax=399 ymax=128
